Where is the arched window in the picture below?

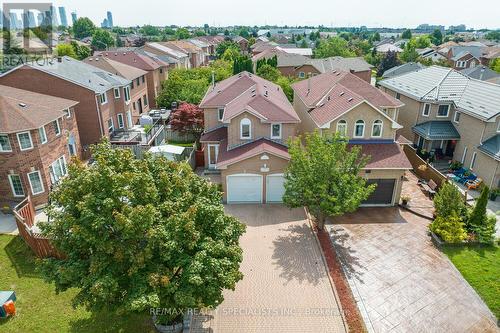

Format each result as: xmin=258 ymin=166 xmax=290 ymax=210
xmin=372 ymin=120 xmax=383 ymax=137
xmin=354 ymin=120 xmax=365 ymax=138
xmin=240 ymin=118 xmax=251 ymax=139
xmin=336 ymin=120 xmax=347 ymax=136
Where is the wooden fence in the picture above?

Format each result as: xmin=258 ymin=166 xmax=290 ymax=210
xmin=164 ymin=126 xmax=197 ymax=143
xmin=13 ymin=197 xmax=64 ymax=259
xmin=403 ymin=145 xmax=447 ymax=187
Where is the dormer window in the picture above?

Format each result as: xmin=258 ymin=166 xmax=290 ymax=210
xmin=218 ymin=108 xmax=224 ymax=121
xmin=271 ymin=123 xmax=282 ymax=139
xmin=354 ymin=120 xmax=365 ymax=138
xmin=240 ymin=118 xmax=251 ymax=139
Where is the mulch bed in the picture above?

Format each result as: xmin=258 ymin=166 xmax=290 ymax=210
xmin=315 ymin=226 xmax=367 ymax=333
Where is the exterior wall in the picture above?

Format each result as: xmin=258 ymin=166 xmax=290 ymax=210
xmin=293 ymin=65 xmax=321 ymax=78
xmin=0 ymin=111 xmax=80 ymax=208
xmin=130 ymin=74 xmax=150 ymax=120
xmin=145 ymin=68 xmax=165 ymax=109
xmin=353 ymin=70 xmax=372 ymax=83
xmin=220 ymin=153 xmax=289 ymax=203
xmin=453 ymin=54 xmax=480 ymax=70
xmin=360 ymin=169 xmax=406 ymax=206
xmin=292 ymin=91 xmax=318 ymax=134
xmin=203 ymin=107 xmax=221 ymax=130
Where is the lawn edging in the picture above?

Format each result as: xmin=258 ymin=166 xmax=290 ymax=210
xmin=303 ymin=208 xmax=367 ymax=333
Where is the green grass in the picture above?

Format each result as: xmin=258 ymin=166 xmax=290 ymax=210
xmin=166 ymin=140 xmax=195 ymax=148
xmin=0 ymin=235 xmax=155 ymax=333
xmin=442 ymin=245 xmax=500 ymax=319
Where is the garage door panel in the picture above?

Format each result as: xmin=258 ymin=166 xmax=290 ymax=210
xmin=227 ymin=174 xmax=263 ymax=203
xmin=363 ymin=179 xmax=395 ymax=205
xmin=266 ymin=174 xmax=285 ymax=203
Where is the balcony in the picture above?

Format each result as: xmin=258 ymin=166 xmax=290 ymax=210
xmin=110 ymin=118 xmax=165 ymax=146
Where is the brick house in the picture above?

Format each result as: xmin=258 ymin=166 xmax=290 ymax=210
xmin=143 ymin=42 xmax=191 ymax=69
xmin=93 ymin=50 xmax=169 ymax=108
xmin=0 ymin=56 xmax=132 ymax=151
xmin=379 ymin=66 xmax=500 ymax=189
xmin=292 ymin=71 xmax=411 ymax=206
xmin=232 ymin=36 xmax=249 ymax=53
xmin=0 ymin=85 xmax=80 ymax=208
xmin=163 ymin=40 xmax=205 ymax=68
xmin=199 ymin=71 xmax=300 ymax=203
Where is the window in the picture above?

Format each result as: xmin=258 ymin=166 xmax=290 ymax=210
xmin=53 ymin=119 xmax=61 ymax=136
xmin=336 ymin=120 xmax=347 ymax=136
xmin=422 ymin=103 xmax=431 ymax=117
xmin=126 ymin=111 xmax=133 ymax=128
xmin=117 ymin=114 xmax=125 ymax=129
xmin=437 ymin=105 xmax=450 ymax=117
xmin=142 ymin=75 xmax=145 ymax=83
xmin=143 ymin=95 xmax=148 ymax=106
xmin=27 ymin=171 xmax=44 ymax=195
xmin=124 ymin=86 xmax=131 ymax=102
xmin=454 ymin=112 xmax=461 ymax=123
xmin=17 ymin=132 xmax=33 ymax=151
xmin=271 ymin=123 xmax=282 ymax=139
xmin=372 ymin=120 xmax=383 ymax=137
xmin=136 ymin=78 xmax=140 ymax=86
xmin=396 ymin=93 xmax=401 ymax=100
xmin=354 ymin=120 xmax=365 ymax=138
xmin=39 ymin=126 xmax=47 ymax=144
xmin=98 ymin=92 xmax=108 ymax=104
xmin=497 ymin=122 xmax=500 ymax=133
xmin=131 ymin=81 xmax=134 ymax=89
xmin=218 ymin=108 xmax=224 ymax=121
xmin=470 ymin=152 xmax=477 ymax=170
xmin=49 ymin=156 xmax=68 ymax=183
xmin=108 ymin=118 xmax=114 ymax=133
xmin=160 ymin=68 xmax=163 ymax=74
xmin=461 ymin=146 xmax=468 ymax=164
xmin=114 ymin=88 xmax=121 ymax=99
xmin=64 ymin=108 xmax=71 ymax=118
xmin=298 ymin=72 xmax=305 ymax=78
xmin=8 ymin=174 xmax=24 ymax=197
xmin=0 ymin=134 xmax=12 ymax=152
xmin=240 ymin=118 xmax=251 ymax=139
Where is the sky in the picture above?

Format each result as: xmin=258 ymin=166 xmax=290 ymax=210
xmin=5 ymin=0 xmax=500 ymax=29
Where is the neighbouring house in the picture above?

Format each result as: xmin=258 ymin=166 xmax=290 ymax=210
xmin=198 ymin=71 xmax=301 ymax=203
xmin=188 ymin=39 xmax=211 ymax=64
xmin=0 ymin=56 xmax=131 ymax=151
xmin=379 ymin=66 xmax=500 ymax=188
xmin=251 ymin=41 xmax=279 ymax=56
xmin=163 ymin=40 xmax=206 ymax=68
xmin=193 ymin=35 xmax=225 ymax=57
xmin=375 ymin=43 xmax=403 ymax=54
xmin=93 ymin=50 xmax=169 ymax=108
xmin=143 ymin=42 xmax=190 ymax=69
xmin=291 ymin=71 xmax=411 ymax=206
xmin=446 ymin=46 xmax=482 ymax=69
xmin=83 ymin=57 xmax=150 ymax=120
xmin=417 ymin=48 xmax=447 ymax=63
xmin=232 ymin=36 xmax=249 ymax=53
xmin=480 ymin=47 xmax=500 ymax=67
xmin=0 ymin=85 xmax=80 ymax=208
xmin=460 ymin=66 xmax=500 ymax=82
xmin=382 ymin=63 xmax=426 ymax=79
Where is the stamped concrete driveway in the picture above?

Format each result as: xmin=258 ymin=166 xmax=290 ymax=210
xmin=192 ymin=204 xmax=347 ymax=333
xmin=329 ymin=206 xmax=498 ymax=333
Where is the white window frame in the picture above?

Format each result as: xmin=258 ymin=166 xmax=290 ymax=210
xmin=117 ymin=114 xmax=125 ymax=129
xmin=470 ymin=152 xmax=477 ymax=170
xmin=371 ymin=120 xmax=383 ymax=138
xmin=422 ymin=103 xmax=431 ymax=117
xmin=17 ymin=131 xmax=33 ymax=151
xmin=218 ymin=108 xmax=224 ymax=121
xmin=336 ymin=120 xmax=347 ymax=136
xmin=126 ymin=110 xmax=133 ymax=128
xmin=354 ymin=120 xmax=365 ymax=138
xmin=437 ymin=105 xmax=450 ymax=118
xmin=271 ymin=123 xmax=282 ymax=139
xmin=240 ymin=118 xmax=252 ymax=139
xmin=99 ymin=92 xmax=108 ymax=105
xmin=497 ymin=121 xmax=500 ymax=133
xmin=124 ymin=86 xmax=131 ymax=103
xmin=53 ymin=119 xmax=61 ymax=136
xmin=38 ymin=126 xmax=47 ymax=144
xmin=454 ymin=111 xmax=460 ymax=123
xmin=49 ymin=156 xmax=68 ymax=184
xmin=8 ymin=174 xmax=24 ymax=197
xmin=64 ymin=108 xmax=71 ymax=118
xmin=298 ymin=72 xmax=305 ymax=78
xmin=0 ymin=134 xmax=12 ymax=152
xmin=108 ymin=118 xmax=114 ymax=133
xmin=114 ymin=88 xmax=121 ymax=99
xmin=461 ymin=146 xmax=468 ymax=164
xmin=27 ymin=170 xmax=45 ymax=195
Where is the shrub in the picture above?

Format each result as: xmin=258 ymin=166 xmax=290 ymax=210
xmin=449 ymin=160 xmax=463 ymax=171
xmin=433 ymin=182 xmax=467 ymax=220
xmin=469 ymin=186 xmax=497 ymax=244
xmin=430 ymin=215 xmax=467 ymax=243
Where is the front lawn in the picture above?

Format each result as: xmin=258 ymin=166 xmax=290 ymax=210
xmin=0 ymin=235 xmax=155 ymax=333
xmin=442 ymin=245 xmax=500 ymax=319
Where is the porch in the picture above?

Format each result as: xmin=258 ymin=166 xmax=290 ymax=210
xmin=412 ymin=120 xmax=460 ymax=163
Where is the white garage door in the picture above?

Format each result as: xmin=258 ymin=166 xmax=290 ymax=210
xmin=227 ymin=174 xmax=263 ymax=203
xmin=266 ymin=174 xmax=285 ymax=203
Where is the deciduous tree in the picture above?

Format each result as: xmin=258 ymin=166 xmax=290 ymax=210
xmin=313 ymin=37 xmax=356 ymax=58
xmin=72 ymin=17 xmax=95 ymax=39
xmin=169 ymin=102 xmax=204 ymax=135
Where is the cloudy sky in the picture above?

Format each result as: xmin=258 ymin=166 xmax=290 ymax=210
xmin=5 ymin=0 xmax=500 ymax=29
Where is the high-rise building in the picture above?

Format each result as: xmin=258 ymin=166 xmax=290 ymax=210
xmin=9 ymin=12 xmax=19 ymax=30
xmin=58 ymin=7 xmax=68 ymax=27
xmin=71 ymin=11 xmax=77 ymax=25
xmin=101 ymin=18 xmax=109 ymax=28
xmin=106 ymin=11 xmax=113 ymax=28
xmin=27 ymin=11 xmax=37 ymax=28
xmin=50 ymin=6 xmax=59 ymax=26
xmin=37 ymin=12 xmax=45 ymax=27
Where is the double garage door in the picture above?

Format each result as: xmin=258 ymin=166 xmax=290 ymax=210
xmin=226 ymin=174 xmax=284 ymax=203
xmin=363 ymin=179 xmax=396 ymax=205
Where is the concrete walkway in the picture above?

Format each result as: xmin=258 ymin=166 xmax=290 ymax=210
xmin=191 ymin=205 xmax=347 ymax=333
xmin=0 ymin=212 xmax=18 ymax=235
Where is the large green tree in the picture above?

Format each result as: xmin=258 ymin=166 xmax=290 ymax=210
xmin=430 ymin=29 xmax=443 ymax=45
xmin=400 ymin=38 xmax=419 ymax=62
xmin=41 ymin=141 xmax=245 ymax=324
xmin=91 ymin=29 xmax=115 ymax=50
xmin=72 ymin=17 xmax=96 ymax=39
xmin=256 ymin=64 xmax=280 ymax=82
xmin=401 ymin=29 xmax=412 ymax=39
xmin=313 ymin=37 xmax=356 ymax=58
xmin=283 ymin=131 xmax=375 ymax=229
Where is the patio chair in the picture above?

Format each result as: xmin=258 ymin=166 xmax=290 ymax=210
xmin=453 ymin=167 xmax=466 ymax=176
xmin=466 ymin=178 xmax=482 ymax=190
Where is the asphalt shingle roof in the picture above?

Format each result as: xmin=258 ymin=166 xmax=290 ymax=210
xmin=412 ymin=121 xmax=460 ymax=140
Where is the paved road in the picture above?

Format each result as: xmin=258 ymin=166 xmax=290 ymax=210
xmin=192 ymin=204 xmax=347 ymax=333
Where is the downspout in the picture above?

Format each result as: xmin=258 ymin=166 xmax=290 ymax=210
xmin=95 ymin=95 xmax=104 ymax=137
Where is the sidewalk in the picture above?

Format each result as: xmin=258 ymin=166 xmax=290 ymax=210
xmin=0 ymin=212 xmax=18 ymax=235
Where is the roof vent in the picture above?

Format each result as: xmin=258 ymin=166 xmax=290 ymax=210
xmin=347 ymin=97 xmax=353 ymax=102
xmin=336 ymin=72 xmax=341 ymax=76
xmin=327 ymin=96 xmax=331 ymax=101
xmin=340 ymin=91 xmax=345 ymax=96
xmin=18 ymin=103 xmax=27 ymax=107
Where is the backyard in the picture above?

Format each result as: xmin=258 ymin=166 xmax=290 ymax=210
xmin=442 ymin=244 xmax=500 ymax=319
xmin=0 ymin=235 xmax=155 ymax=333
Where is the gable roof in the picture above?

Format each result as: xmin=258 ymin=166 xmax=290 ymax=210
xmin=164 ymin=40 xmax=202 ymax=54
xmin=379 ymin=66 xmax=500 ymax=121
xmin=93 ymin=50 xmax=167 ymax=70
xmin=217 ymin=138 xmax=290 ymax=168
xmin=0 ymin=85 xmax=78 ymax=133
xmin=306 ymin=56 xmax=372 ymax=73
xmin=460 ymin=66 xmax=500 ymax=81
xmin=449 ymin=46 xmax=483 ymax=60
xmin=199 ymin=71 xmax=300 ymax=123
xmin=83 ymin=57 xmax=148 ymax=80
xmin=146 ymin=42 xmax=188 ymax=59
xmin=382 ymin=62 xmax=426 ymax=79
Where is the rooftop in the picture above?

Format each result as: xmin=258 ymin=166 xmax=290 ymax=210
xmin=83 ymin=57 xmax=148 ymax=80
xmin=478 ymin=134 xmax=500 ymax=161
xmin=93 ymin=50 xmax=167 ymax=70
xmin=412 ymin=121 xmax=460 ymax=140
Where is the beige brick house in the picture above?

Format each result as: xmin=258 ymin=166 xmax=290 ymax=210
xmin=292 ymin=71 xmax=411 ymax=206
xmin=0 ymin=85 xmax=80 ymax=208
xmin=199 ymin=71 xmax=300 ymax=203
xmin=379 ymin=66 xmax=500 ymax=189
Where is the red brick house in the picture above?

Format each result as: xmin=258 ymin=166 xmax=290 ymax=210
xmin=0 ymin=85 xmax=80 ymax=208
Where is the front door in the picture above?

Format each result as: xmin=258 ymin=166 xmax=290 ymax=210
xmin=137 ymin=98 xmax=143 ymax=114
xmin=445 ymin=140 xmax=457 ymax=157
xmin=208 ymin=144 xmax=219 ymax=169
